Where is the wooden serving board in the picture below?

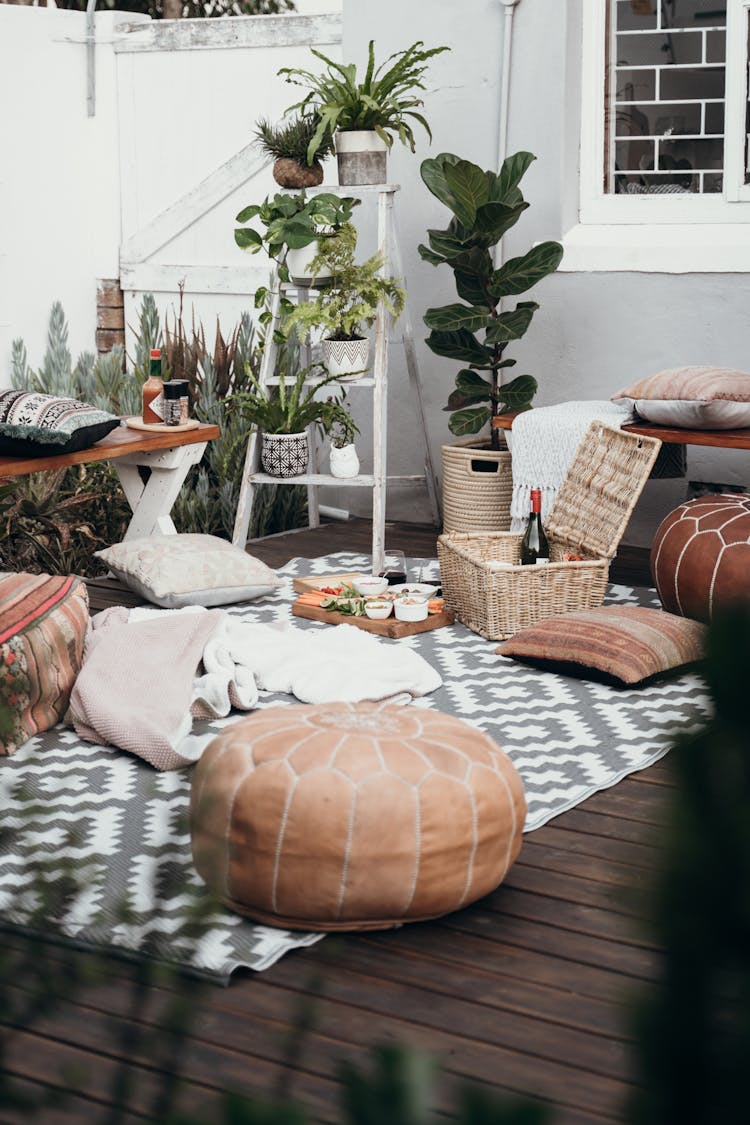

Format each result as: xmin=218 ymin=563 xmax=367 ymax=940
xmin=292 ymin=573 xmax=361 ymax=594
xmin=124 ymin=416 xmax=200 ymax=434
xmin=292 ymin=598 xmax=454 ymax=638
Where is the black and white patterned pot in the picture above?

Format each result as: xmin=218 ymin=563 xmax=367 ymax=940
xmin=321 ymin=336 xmax=370 ymax=379
xmin=261 ymin=431 xmax=309 ymax=478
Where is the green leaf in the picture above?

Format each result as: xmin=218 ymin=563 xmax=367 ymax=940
xmin=456 ymin=368 xmax=492 ymax=396
xmin=490 ymin=241 xmax=564 ymax=297
xmin=496 ymin=373 xmax=538 ymax=411
xmin=442 ymin=160 xmax=490 ymax=227
xmin=417 ymin=242 xmax=445 ymax=266
xmin=495 ymin=150 xmax=536 ymax=201
xmin=235 ymin=204 xmax=261 ymax=222
xmin=424 ymin=303 xmax=489 ymax=333
xmin=474 ymin=199 xmax=528 ymax=244
xmin=426 ymin=227 xmax=471 ymax=261
xmin=253 ymin=286 xmax=268 ymax=309
xmin=234 ymin=228 xmax=263 ymax=252
xmin=425 ymin=328 xmax=490 ymax=365
xmin=484 ymin=303 xmax=538 ymax=344
xmin=420 ymin=152 xmax=463 ymax=212
xmin=448 ymin=405 xmax=492 ymax=436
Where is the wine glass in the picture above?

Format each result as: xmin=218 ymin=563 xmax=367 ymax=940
xmin=409 ymin=557 xmax=439 ymax=585
xmin=379 ymin=549 xmax=407 ymax=586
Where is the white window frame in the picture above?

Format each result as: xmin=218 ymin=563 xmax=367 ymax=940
xmin=562 ymin=0 xmax=750 ymax=271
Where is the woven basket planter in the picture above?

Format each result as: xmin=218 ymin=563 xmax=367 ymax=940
xmin=441 ymin=437 xmax=513 ymax=533
xmin=261 ymin=431 xmax=309 ymax=478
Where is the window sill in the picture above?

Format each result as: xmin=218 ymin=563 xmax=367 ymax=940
xmin=559 ymin=223 xmax=750 ymax=273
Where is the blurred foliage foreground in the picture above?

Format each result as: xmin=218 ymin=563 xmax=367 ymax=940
xmin=1 ymin=295 xmax=307 ymax=578
xmin=1 ymin=607 xmax=749 ymax=1123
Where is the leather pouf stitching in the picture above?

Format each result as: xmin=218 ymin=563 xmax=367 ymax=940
xmin=651 ymin=493 xmax=750 ymax=623
xmin=190 ymin=702 xmax=526 ymax=932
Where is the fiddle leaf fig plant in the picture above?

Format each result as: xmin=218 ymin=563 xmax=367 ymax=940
xmin=419 ymin=151 xmax=563 ymax=448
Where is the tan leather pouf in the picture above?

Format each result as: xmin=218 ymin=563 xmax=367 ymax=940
xmin=190 ymin=702 xmax=526 ymax=932
xmin=651 ymin=493 xmax=750 ymax=623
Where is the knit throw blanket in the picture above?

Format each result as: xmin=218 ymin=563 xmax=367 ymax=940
xmin=509 ymin=400 xmax=635 ymax=530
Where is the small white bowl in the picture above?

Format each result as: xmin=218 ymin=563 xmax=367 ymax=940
xmin=394 ymin=598 xmax=429 ymax=622
xmin=390 ymin=582 xmax=438 ymax=600
xmin=364 ymin=600 xmax=393 ymax=620
xmin=352 ymin=574 xmax=389 ymax=597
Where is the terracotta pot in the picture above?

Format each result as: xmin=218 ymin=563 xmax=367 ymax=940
xmin=321 ymin=336 xmax=370 ymax=379
xmin=329 ymin=442 xmax=360 ymax=478
xmin=261 ymin=431 xmax=309 ymax=478
xmin=272 ymin=157 xmax=324 ymax=189
xmin=335 ymin=130 xmax=388 ymax=186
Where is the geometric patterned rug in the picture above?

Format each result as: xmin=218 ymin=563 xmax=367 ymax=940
xmin=0 ymin=552 xmax=711 ymax=981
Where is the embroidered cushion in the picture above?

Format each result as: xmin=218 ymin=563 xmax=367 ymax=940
xmin=612 ymin=366 xmax=750 ymax=430
xmin=95 ymin=534 xmax=282 ymax=608
xmin=496 ymin=605 xmax=705 ymax=686
xmin=0 ymin=573 xmax=89 ymax=756
xmin=0 ymin=390 xmax=120 ymax=457
xmin=190 ymin=702 xmax=526 ymax=931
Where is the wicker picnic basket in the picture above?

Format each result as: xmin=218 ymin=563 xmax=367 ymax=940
xmin=438 ymin=422 xmax=662 ymax=640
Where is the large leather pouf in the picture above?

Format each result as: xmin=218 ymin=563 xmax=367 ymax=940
xmin=190 ymin=702 xmax=526 ymax=932
xmin=651 ymin=493 xmax=750 ymax=622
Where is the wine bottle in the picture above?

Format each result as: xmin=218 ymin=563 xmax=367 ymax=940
xmin=520 ymin=488 xmax=550 ymax=565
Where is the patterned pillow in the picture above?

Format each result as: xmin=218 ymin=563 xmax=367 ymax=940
xmin=496 ymin=606 xmax=705 ymax=686
xmin=95 ymin=534 xmax=282 ymax=608
xmin=612 ymin=366 xmax=750 ymax=430
xmin=0 ymin=573 xmax=90 ymax=756
xmin=0 ymin=390 xmax=120 ymax=457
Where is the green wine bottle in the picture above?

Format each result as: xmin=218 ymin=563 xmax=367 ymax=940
xmin=520 ymin=488 xmax=550 ymax=565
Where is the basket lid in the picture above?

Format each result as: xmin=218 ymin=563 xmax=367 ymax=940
xmin=545 ymin=422 xmax=662 ymax=558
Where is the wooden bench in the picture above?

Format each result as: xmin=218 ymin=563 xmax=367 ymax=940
xmin=0 ymin=421 xmax=220 ymax=541
xmin=492 ymin=412 xmax=750 ymax=451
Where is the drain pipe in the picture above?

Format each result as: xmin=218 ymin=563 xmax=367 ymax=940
xmin=86 ymin=0 xmax=97 ymax=117
xmin=495 ymin=0 xmax=521 ymax=270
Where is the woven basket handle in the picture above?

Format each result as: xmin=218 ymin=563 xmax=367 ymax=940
xmin=466 ymin=454 xmax=501 ymax=476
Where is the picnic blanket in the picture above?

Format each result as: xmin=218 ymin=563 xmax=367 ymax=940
xmin=68 ymin=606 xmax=441 ymax=769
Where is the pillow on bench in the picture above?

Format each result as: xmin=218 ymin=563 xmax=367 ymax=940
xmin=0 ymin=390 xmax=120 ymax=457
xmin=612 ymin=366 xmax=750 ymax=430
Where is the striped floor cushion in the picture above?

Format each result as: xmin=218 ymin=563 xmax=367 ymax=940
xmin=0 ymin=573 xmax=89 ymax=755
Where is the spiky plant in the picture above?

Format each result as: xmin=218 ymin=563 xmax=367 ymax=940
xmin=254 ymin=115 xmax=334 ymax=165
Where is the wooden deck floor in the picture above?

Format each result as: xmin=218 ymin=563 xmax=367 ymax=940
xmin=2 ymin=521 xmax=670 ymax=1124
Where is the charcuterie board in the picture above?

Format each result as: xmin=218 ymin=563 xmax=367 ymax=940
xmin=292 ymin=597 xmax=454 ymax=639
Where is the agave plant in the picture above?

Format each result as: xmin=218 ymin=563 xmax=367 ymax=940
xmin=279 ymin=40 xmax=449 ymax=164
xmin=419 ymin=151 xmax=563 ymax=449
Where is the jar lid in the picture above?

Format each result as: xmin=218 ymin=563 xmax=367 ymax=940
xmin=164 ymin=380 xmax=189 ymax=398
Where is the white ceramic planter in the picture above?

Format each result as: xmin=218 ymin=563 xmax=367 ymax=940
xmin=321 ymin=336 xmax=370 ymax=379
xmin=285 ymin=242 xmax=333 ymax=287
xmin=261 ymin=431 xmax=309 ymax=477
xmin=329 ymin=442 xmax=360 ymax=479
xmin=335 ymin=130 xmax=388 ymax=185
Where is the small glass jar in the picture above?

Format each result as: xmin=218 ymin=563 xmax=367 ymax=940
xmin=163 ymin=380 xmax=190 ymax=426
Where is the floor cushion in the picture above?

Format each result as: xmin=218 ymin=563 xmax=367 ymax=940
xmin=0 ymin=572 xmax=89 ymax=755
xmin=651 ymin=493 xmax=750 ymax=622
xmin=190 ymin=702 xmax=526 ymax=931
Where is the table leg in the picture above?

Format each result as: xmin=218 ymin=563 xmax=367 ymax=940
xmin=114 ymin=443 xmax=206 ymax=541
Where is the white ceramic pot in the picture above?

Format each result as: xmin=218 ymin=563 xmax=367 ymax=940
xmin=261 ymin=431 xmax=309 ymax=478
xmin=335 ymin=130 xmax=388 ymax=185
xmin=321 ymin=336 xmax=370 ymax=379
xmin=285 ymin=242 xmax=333 ymax=288
xmin=329 ymin=442 xmax=360 ymax=479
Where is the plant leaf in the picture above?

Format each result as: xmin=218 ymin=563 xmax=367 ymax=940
xmin=495 ymin=150 xmax=536 ymax=201
xmin=474 ymin=200 xmax=528 ymax=244
xmin=424 ymin=303 xmax=489 ymax=333
xmin=455 ymin=368 xmax=492 ymax=396
xmin=489 ymin=241 xmax=564 ymax=297
xmin=426 ymin=227 xmax=472 ymax=261
xmin=448 ymin=405 xmax=492 ymax=436
xmin=442 ymin=160 xmax=490 ymax=227
xmin=425 ymin=329 xmax=489 ymax=365
xmin=484 ymin=303 xmax=538 ymax=344
xmin=234 ymin=228 xmax=263 ymax=252
xmin=496 ymin=373 xmax=538 ymax=411
xmin=417 ymin=242 xmax=445 ymax=266
xmin=420 ymin=152 xmax=463 ymax=212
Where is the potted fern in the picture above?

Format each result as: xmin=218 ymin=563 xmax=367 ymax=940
xmin=254 ymin=114 xmax=335 ymax=189
xmin=281 ymin=224 xmax=406 ymax=378
xmin=279 ymin=40 xmax=449 ymax=186
xmin=233 ymin=363 xmax=352 ymax=478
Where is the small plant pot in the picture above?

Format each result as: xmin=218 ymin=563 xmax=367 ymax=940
xmin=261 ymin=431 xmax=309 ymax=478
xmin=335 ymin=130 xmax=388 ymax=186
xmin=329 ymin=442 xmax=360 ymax=479
xmin=321 ymin=336 xmax=370 ymax=379
xmin=272 ymin=157 xmax=324 ymax=190
xmin=285 ymin=242 xmax=333 ymax=288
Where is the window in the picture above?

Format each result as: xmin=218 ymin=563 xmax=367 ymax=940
xmin=564 ymin=0 xmax=750 ymax=269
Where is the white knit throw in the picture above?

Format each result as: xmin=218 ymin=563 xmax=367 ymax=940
xmin=509 ymin=400 xmax=635 ymax=531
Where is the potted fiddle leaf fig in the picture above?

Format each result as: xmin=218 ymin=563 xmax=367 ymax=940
xmin=279 ymin=40 xmax=449 ymax=186
xmin=419 ymin=150 xmax=563 ymax=532
xmin=234 ymin=191 xmax=360 ymax=286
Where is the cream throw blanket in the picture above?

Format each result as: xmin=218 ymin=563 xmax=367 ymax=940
xmin=69 ymin=606 xmax=441 ymax=770
xmin=509 ymin=400 xmax=635 ymax=531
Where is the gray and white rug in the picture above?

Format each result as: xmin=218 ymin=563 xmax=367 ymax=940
xmin=0 ymin=552 xmax=711 ymax=980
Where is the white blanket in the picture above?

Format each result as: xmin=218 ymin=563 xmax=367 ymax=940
xmin=509 ymin=400 xmax=634 ymax=530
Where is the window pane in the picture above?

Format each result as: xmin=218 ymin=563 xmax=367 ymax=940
xmin=605 ymin=0 xmax=727 ymax=195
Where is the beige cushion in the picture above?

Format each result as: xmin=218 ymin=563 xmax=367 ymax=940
xmin=95 ymin=534 xmax=281 ymax=608
xmin=190 ymin=702 xmax=526 ymax=932
xmin=497 ymin=605 xmax=705 ymax=685
xmin=612 ymin=366 xmax=750 ymax=429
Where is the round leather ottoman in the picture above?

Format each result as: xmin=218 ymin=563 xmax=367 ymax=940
xmin=651 ymin=493 xmax=750 ymax=623
xmin=190 ymin=702 xmax=526 ymax=931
